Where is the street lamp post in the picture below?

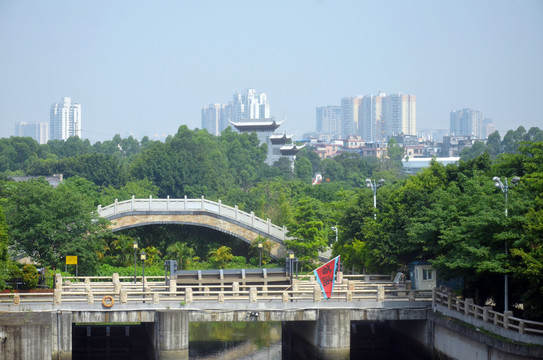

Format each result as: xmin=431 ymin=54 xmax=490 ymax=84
xmin=140 ymin=251 xmax=147 ymax=302
xmin=258 ymin=241 xmax=263 ymax=268
xmin=288 ymin=251 xmax=295 ymax=283
xmin=132 ymin=241 xmax=138 ymax=284
xmin=493 ymin=176 xmax=520 ymax=312
xmin=366 ymin=178 xmax=385 ymax=219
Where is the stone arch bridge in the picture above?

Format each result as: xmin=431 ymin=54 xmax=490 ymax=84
xmin=97 ymin=196 xmax=289 ymax=258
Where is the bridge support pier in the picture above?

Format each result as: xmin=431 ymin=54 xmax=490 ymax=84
xmin=284 ymin=309 xmax=351 ymax=359
xmin=316 ymin=309 xmax=351 ymax=359
xmin=156 ymin=310 xmax=189 ymax=360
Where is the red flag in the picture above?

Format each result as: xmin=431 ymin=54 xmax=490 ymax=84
xmin=314 ymin=256 xmax=340 ymax=299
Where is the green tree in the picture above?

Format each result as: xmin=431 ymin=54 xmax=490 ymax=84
xmin=284 ymin=197 xmax=329 ymax=270
xmin=166 ymin=242 xmax=198 ymax=270
xmin=295 ymin=156 xmax=313 ymax=183
xmin=0 ymin=206 xmax=9 ymax=289
xmin=208 ymin=246 xmax=234 ymax=268
xmin=4 ymin=178 xmax=107 ymax=274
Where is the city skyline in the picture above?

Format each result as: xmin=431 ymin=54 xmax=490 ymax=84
xmin=1 ymin=1 xmax=541 ymax=143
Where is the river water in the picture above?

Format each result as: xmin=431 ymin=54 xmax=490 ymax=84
xmin=189 ymin=321 xmax=433 ymax=360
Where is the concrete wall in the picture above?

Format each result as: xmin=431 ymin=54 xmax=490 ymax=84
xmin=0 ymin=311 xmax=71 ymax=360
xmin=391 ymin=311 xmax=543 ymax=360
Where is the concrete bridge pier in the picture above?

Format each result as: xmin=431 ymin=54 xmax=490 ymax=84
xmin=52 ymin=310 xmax=72 ymax=360
xmin=156 ymin=310 xmax=189 ymax=360
xmin=316 ymin=309 xmax=351 ymax=359
xmin=284 ymin=309 xmax=351 ymax=360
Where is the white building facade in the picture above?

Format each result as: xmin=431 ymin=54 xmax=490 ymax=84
xmin=450 ymin=108 xmax=482 ymax=138
xmin=316 ymin=105 xmax=341 ymax=140
xmin=232 ymin=89 xmax=270 ymax=122
xmin=15 ymin=121 xmax=49 ymax=144
xmin=49 ymin=97 xmax=81 ymax=140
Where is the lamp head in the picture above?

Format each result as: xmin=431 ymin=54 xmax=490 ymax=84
xmin=140 ymin=251 xmax=146 ymax=261
xmin=511 ymin=176 xmax=520 ymax=185
xmin=365 ymin=179 xmax=372 ymax=188
xmin=132 ymin=241 xmax=138 ymax=249
xmin=258 ymin=242 xmax=263 ymax=249
xmin=378 ymin=179 xmax=385 ymax=187
xmin=288 ymin=251 xmax=294 ymax=259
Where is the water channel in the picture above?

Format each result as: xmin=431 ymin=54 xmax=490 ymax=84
xmin=72 ymin=321 xmax=433 ymax=359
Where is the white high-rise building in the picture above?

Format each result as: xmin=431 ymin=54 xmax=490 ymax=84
xmin=316 ymin=106 xmax=341 ymax=139
xmin=201 ymin=103 xmax=232 ymax=136
xmin=450 ymin=108 xmax=482 ymax=138
xmin=232 ymin=89 xmax=270 ymax=122
xmin=15 ymin=121 xmax=49 ymax=144
xmin=383 ymin=94 xmax=416 ymax=138
xmin=359 ymin=93 xmax=385 ymax=142
xmin=49 ymin=97 xmax=81 ymax=140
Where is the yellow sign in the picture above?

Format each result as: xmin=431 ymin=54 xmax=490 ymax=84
xmin=66 ymin=256 xmax=78 ymax=265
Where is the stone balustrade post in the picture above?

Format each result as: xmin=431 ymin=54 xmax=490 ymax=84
xmin=262 ymin=286 xmax=268 ymax=296
xmin=447 ymin=293 xmax=453 ymax=309
xmin=54 ymin=288 xmax=62 ymax=305
xmin=120 ymin=289 xmax=128 ymax=304
xmin=112 ymin=273 xmax=120 ymax=284
xmin=483 ymin=306 xmax=491 ymax=322
xmin=114 ymin=282 xmax=121 ymax=295
xmin=218 ymin=292 xmax=224 ymax=303
xmin=185 ymin=288 xmax=193 ymax=303
xmin=408 ymin=290 xmax=415 ymax=301
xmin=84 ymin=277 xmax=90 ymax=285
xmin=87 ymin=293 xmax=94 ymax=304
xmin=503 ymin=311 xmax=513 ymax=330
xmin=465 ymin=298 xmax=474 ymax=316
xmin=249 ymin=287 xmax=257 ymax=302
xmin=314 ymin=285 xmax=322 ymax=302
xmin=153 ymin=293 xmax=160 ymax=304
xmin=346 ymin=289 xmax=353 ymax=302
xmin=519 ymin=321 xmax=525 ymax=334
xmin=348 ymin=281 xmax=355 ymax=291
xmin=282 ymin=291 xmax=289 ymax=303
xmin=337 ymin=271 xmax=343 ymax=284
xmin=169 ymin=279 xmax=177 ymax=293
xmin=292 ymin=279 xmax=299 ymax=291
xmin=55 ymin=273 xmax=62 ymax=289
xmin=232 ymin=282 xmax=239 ymax=297
xmin=377 ymin=286 xmax=385 ymax=301
xmin=13 ymin=294 xmax=20 ymax=305
xmin=204 ymin=286 xmax=210 ymax=297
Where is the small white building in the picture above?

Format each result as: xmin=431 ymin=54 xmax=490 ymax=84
xmin=409 ymin=261 xmax=436 ymax=290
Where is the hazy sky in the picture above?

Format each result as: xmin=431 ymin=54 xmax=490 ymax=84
xmin=1 ymin=0 xmax=542 ymax=143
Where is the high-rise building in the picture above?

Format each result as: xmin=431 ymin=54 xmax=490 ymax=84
xmin=201 ymin=103 xmax=232 ymax=136
xmin=14 ymin=121 xmax=49 ymax=144
xmin=359 ymin=93 xmax=385 ymax=142
xmin=49 ymin=97 xmax=81 ymax=140
xmin=232 ymin=89 xmax=270 ymax=122
xmin=482 ymin=118 xmax=495 ymax=139
xmin=340 ymin=96 xmax=363 ymax=139
xmin=450 ymin=109 xmax=482 ymax=138
xmin=383 ymin=94 xmax=416 ymax=138
xmin=316 ymin=106 xmax=341 ymax=139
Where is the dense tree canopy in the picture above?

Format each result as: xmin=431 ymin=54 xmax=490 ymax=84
xmin=1 ymin=125 xmax=543 ymax=319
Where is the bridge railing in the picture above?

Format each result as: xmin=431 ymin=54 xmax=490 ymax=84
xmin=433 ymin=289 xmax=543 ymax=336
xmin=0 ymin=274 xmax=433 ymax=306
xmin=97 ymin=196 xmax=288 ymax=241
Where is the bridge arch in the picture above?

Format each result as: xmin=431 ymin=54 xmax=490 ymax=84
xmin=97 ymin=196 xmax=288 ymax=258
